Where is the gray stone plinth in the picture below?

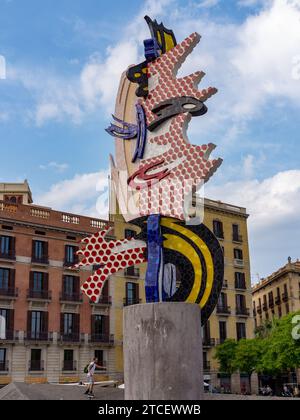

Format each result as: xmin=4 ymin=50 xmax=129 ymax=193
xmin=123 ymin=302 xmax=203 ymax=400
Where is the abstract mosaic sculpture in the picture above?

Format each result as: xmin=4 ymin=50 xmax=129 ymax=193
xmin=76 ymin=16 xmax=224 ymax=325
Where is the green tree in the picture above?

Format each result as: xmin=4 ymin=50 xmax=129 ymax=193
xmin=233 ymin=338 xmax=264 ymax=375
xmin=214 ymin=339 xmax=237 ymax=374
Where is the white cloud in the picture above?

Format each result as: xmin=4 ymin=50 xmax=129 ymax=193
xmin=198 ymin=0 xmax=219 ymax=7
xmin=36 ymin=171 xmax=109 ymax=218
xmin=39 ymin=161 xmax=69 ymax=173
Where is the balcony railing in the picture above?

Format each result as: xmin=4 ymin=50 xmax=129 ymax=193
xmin=0 ymin=360 xmax=9 ymax=372
xmin=123 ymin=298 xmax=141 ymax=307
xmin=63 ymin=258 xmax=79 ymax=268
xmin=232 ymin=234 xmax=243 ymax=243
xmin=62 ymin=360 xmax=77 ymax=371
xmin=282 ymin=292 xmax=289 ymax=302
xmin=60 ymin=292 xmax=83 ymax=303
xmin=124 ymin=267 xmax=140 ymax=278
xmin=234 ymin=259 xmax=245 ymax=268
xmin=203 ymin=361 xmax=211 ymax=371
xmin=31 ymin=255 xmax=49 ymax=265
xmin=269 ymin=300 xmax=274 ymax=309
xmin=89 ymin=334 xmax=114 ymax=345
xmin=216 ymin=305 xmax=231 ymax=315
xmin=60 ymin=333 xmax=80 ymax=343
xmin=262 ymin=302 xmax=268 ymax=311
xmin=0 ymin=287 xmax=18 ymax=298
xmin=0 ymin=330 xmax=15 ymax=341
xmin=0 ymin=250 xmax=16 ymax=261
xmin=257 ymin=305 xmax=262 ymax=314
xmin=236 ymin=307 xmax=250 ymax=316
xmin=275 ymin=296 xmax=281 ymax=305
xmin=202 ymin=338 xmax=216 ymax=348
xmin=25 ymin=331 xmax=51 ymax=342
xmin=29 ymin=360 xmax=44 ymax=372
xmin=27 ymin=289 xmax=52 ymax=301
xmin=235 ymin=281 xmax=247 ymax=290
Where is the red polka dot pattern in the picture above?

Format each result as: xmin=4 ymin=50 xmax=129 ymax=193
xmin=127 ymin=33 xmax=223 ymax=221
xmin=75 ymin=226 xmax=147 ymax=303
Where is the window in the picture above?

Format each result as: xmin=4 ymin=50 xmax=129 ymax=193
xmin=63 ymin=350 xmax=75 ymax=371
xmin=61 ymin=313 xmax=79 ymax=341
xmin=0 ymin=268 xmax=9 ymax=290
xmin=124 ymin=229 xmax=136 ymax=239
xmin=62 ymin=276 xmax=80 ymax=301
xmin=234 ymin=248 xmax=243 ymax=260
xmin=218 ymin=292 xmax=228 ymax=309
xmin=213 ymin=220 xmax=224 ymax=239
xmin=95 ymin=350 xmax=104 ymax=370
xmin=91 ymin=315 xmax=109 ymax=342
xmin=268 ymin=291 xmax=274 ymax=307
xmin=64 ymin=245 xmax=78 ymax=266
xmin=0 ymin=308 xmax=14 ymax=339
xmin=125 ymin=282 xmax=139 ymax=305
xmin=0 ymin=348 xmax=6 ymax=371
xmin=30 ymin=349 xmax=43 ymax=371
xmin=202 ymin=321 xmax=211 ymax=343
xmin=235 ymin=272 xmax=246 ymax=289
xmin=236 ymin=294 xmax=247 ymax=315
xmin=0 ymin=236 xmax=15 ymax=259
xmin=28 ymin=311 xmax=48 ymax=340
xmin=29 ymin=272 xmax=49 ymax=299
xmin=232 ymin=224 xmax=242 ymax=242
xmin=236 ymin=322 xmax=246 ymax=340
xmin=219 ymin=321 xmax=227 ymax=343
xmin=32 ymin=240 xmax=48 ymax=263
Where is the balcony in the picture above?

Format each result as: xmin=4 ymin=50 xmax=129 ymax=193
xmin=235 ymin=281 xmax=247 ymax=290
xmin=0 ymin=330 xmax=15 ymax=342
xmin=253 ymin=308 xmax=256 ymax=317
xmin=0 ymin=250 xmax=16 ymax=261
xmin=236 ymin=307 xmax=250 ymax=317
xmin=202 ymin=338 xmax=216 ymax=348
xmin=60 ymin=333 xmax=80 ymax=343
xmin=234 ymin=259 xmax=245 ymax=268
xmin=282 ymin=292 xmax=289 ymax=302
xmin=60 ymin=292 xmax=83 ymax=303
xmin=275 ymin=296 xmax=281 ymax=305
xmin=0 ymin=287 xmax=18 ymax=299
xmin=89 ymin=334 xmax=114 ymax=346
xmin=31 ymin=255 xmax=49 ymax=265
xmin=216 ymin=305 xmax=231 ymax=315
xmin=123 ymin=297 xmax=141 ymax=307
xmin=0 ymin=360 xmax=9 ymax=372
xmin=27 ymin=289 xmax=52 ymax=301
xmin=124 ymin=267 xmax=140 ymax=278
xmin=203 ymin=361 xmax=211 ymax=371
xmin=29 ymin=360 xmax=44 ymax=372
xmin=63 ymin=258 xmax=79 ymax=268
xmin=269 ymin=300 xmax=274 ymax=309
xmin=25 ymin=331 xmax=51 ymax=342
xmin=91 ymin=295 xmax=112 ymax=306
xmin=262 ymin=302 xmax=268 ymax=311
xmin=232 ymin=234 xmax=243 ymax=243
xmin=257 ymin=305 xmax=262 ymax=314
xmin=62 ymin=360 xmax=77 ymax=372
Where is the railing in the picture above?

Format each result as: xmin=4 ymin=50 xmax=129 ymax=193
xmin=0 ymin=361 xmax=9 ymax=372
xmin=262 ymin=302 xmax=268 ymax=311
xmin=124 ymin=267 xmax=140 ymax=278
xmin=257 ymin=305 xmax=262 ymax=314
xmin=232 ymin=234 xmax=243 ymax=243
xmin=27 ymin=289 xmax=52 ymax=300
xmin=62 ymin=360 xmax=77 ymax=371
xmin=275 ymin=296 xmax=281 ymax=305
xmin=90 ymin=220 xmax=108 ymax=230
xmin=89 ymin=334 xmax=114 ymax=345
xmin=0 ymin=250 xmax=16 ymax=260
xmin=94 ymin=295 xmax=112 ymax=305
xmin=123 ymin=298 xmax=141 ymax=307
xmin=0 ymin=287 xmax=18 ymax=298
xmin=235 ymin=280 xmax=246 ymax=290
xmin=25 ymin=331 xmax=51 ymax=342
xmin=29 ymin=360 xmax=44 ymax=372
xmin=63 ymin=258 xmax=79 ymax=267
xmin=202 ymin=338 xmax=216 ymax=347
xmin=236 ymin=307 xmax=250 ymax=316
xmin=203 ymin=361 xmax=211 ymax=371
xmin=282 ymin=292 xmax=289 ymax=302
xmin=60 ymin=333 xmax=80 ymax=343
xmin=0 ymin=201 xmax=18 ymax=213
xmin=31 ymin=255 xmax=49 ymax=265
xmin=60 ymin=292 xmax=83 ymax=303
xmin=62 ymin=214 xmax=80 ymax=225
xmin=0 ymin=330 xmax=15 ymax=341
xmin=30 ymin=208 xmax=50 ymax=219
xmin=234 ymin=259 xmax=244 ymax=268
xmin=216 ymin=305 xmax=231 ymax=315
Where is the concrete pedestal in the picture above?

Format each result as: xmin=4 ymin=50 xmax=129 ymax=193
xmin=123 ymin=302 xmax=203 ymax=400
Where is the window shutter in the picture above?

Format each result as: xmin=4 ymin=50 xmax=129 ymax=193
xmin=74 ymin=277 xmax=79 ymax=294
xmin=10 ymin=237 xmax=16 ymax=255
xmin=135 ymin=283 xmax=139 ymax=301
xmin=102 ymin=280 xmax=108 ymax=297
xmin=32 ymin=240 xmax=36 ymax=258
xmin=74 ymin=247 xmax=79 ymax=264
xmin=9 ymin=269 xmax=15 ymax=289
xmin=27 ymin=311 xmax=32 ymax=334
xmin=42 ymin=312 xmax=49 ymax=333
xmin=60 ymin=313 xmax=64 ymax=335
xmin=44 ymin=242 xmax=48 ymax=258
xmin=43 ymin=273 xmax=49 ymax=291
xmin=74 ymin=313 xmax=80 ymax=334
xmin=62 ymin=276 xmax=66 ymax=294
xmin=104 ymin=316 xmax=109 ymax=336
xmin=8 ymin=309 xmax=14 ymax=332
xmin=29 ymin=271 xmax=34 ymax=290
xmin=91 ymin=315 xmax=95 ymax=336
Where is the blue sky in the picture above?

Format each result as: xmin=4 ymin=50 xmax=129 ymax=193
xmin=0 ymin=0 xmax=300 ymax=281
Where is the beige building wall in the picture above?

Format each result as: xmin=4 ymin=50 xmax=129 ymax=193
xmin=252 ymin=260 xmax=300 ymax=328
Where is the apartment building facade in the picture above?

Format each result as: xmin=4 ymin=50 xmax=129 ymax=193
xmin=252 ymin=258 xmax=300 ymax=328
xmin=0 ymin=182 xmax=114 ymax=386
